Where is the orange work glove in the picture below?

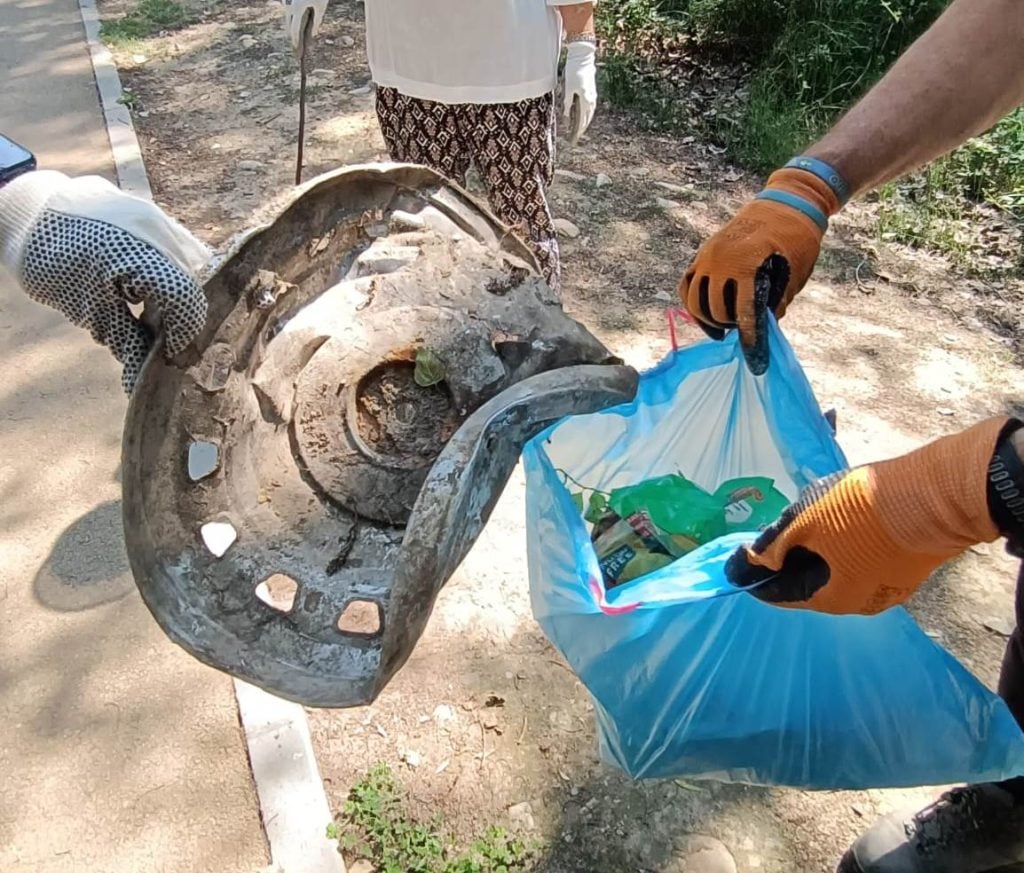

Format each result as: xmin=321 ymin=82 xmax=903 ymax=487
xmin=680 ymin=157 xmax=848 ymax=373
xmin=726 ymin=417 xmax=1023 ymax=615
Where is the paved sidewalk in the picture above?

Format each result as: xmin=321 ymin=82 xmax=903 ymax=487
xmin=0 ymin=0 xmax=269 ymax=870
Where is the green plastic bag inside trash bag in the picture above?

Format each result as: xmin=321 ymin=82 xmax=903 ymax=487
xmin=609 ymin=474 xmax=725 ymax=550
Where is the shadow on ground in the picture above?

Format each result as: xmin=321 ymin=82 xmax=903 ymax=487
xmin=33 ymin=499 xmax=135 ymax=612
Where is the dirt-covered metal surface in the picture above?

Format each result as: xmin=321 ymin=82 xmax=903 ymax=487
xmin=121 ymin=164 xmax=637 ymax=707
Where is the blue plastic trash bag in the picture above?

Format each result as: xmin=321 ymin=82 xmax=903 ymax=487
xmin=523 ymin=319 xmax=1024 ymax=790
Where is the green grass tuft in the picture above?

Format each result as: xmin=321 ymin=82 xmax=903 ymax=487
xmin=101 ymin=0 xmax=189 ymax=46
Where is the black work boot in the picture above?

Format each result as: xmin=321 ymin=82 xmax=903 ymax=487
xmin=837 ymin=779 xmax=1024 ymax=873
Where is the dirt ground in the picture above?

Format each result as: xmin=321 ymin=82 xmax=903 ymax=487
xmin=103 ymin=1 xmax=1024 ymax=871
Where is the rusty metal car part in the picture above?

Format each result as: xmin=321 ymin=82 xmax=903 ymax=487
xmin=122 ymin=164 xmax=638 ymax=707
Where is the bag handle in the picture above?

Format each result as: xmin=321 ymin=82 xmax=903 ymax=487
xmin=666 ymin=306 xmax=698 ymax=352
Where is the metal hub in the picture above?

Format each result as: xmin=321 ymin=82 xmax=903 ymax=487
xmin=122 ymin=164 xmax=637 ymax=707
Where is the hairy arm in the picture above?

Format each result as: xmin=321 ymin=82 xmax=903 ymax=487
xmin=550 ymin=2 xmax=595 ymax=37
xmin=806 ymin=0 xmax=1024 ymax=197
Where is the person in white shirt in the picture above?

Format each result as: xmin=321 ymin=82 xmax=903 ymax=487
xmin=283 ymin=0 xmax=599 ymax=290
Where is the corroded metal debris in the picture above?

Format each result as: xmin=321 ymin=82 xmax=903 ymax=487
xmin=122 ymin=164 xmax=637 ymax=707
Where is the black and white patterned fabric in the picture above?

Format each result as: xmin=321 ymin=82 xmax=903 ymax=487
xmin=376 ymin=87 xmax=560 ymax=288
xmin=20 ymin=210 xmax=207 ymax=393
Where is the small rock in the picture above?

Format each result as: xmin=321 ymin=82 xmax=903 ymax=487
xmin=417 ymin=714 xmax=430 ymax=723
xmin=311 ymin=68 xmax=333 ymax=77
xmin=937 ymin=407 xmax=955 ymax=416
xmin=656 ymin=197 xmax=681 ymax=210
xmin=132 ymin=53 xmax=147 ymax=63
xmin=595 ymin=172 xmax=611 ymax=188
xmin=508 ymin=802 xmax=535 ymax=831
xmin=982 ymin=616 xmax=1015 ymax=638
xmin=554 ymin=168 xmax=587 ymax=182
xmin=239 ymin=35 xmax=256 ymax=48
xmin=341 ymin=35 xmax=355 ymax=47
xmin=433 ymin=704 xmax=455 ymax=724
xmin=654 ymin=289 xmax=673 ymax=302
xmin=239 ymin=160 xmax=262 ymax=172
xmin=969 ymin=542 xmax=991 ymax=556
xmin=401 ymin=750 xmax=422 ymax=768
xmin=553 ymin=218 xmax=580 ymax=238
xmin=570 ymin=786 xmax=580 ymax=797
xmin=548 ymin=709 xmax=574 ymax=731
xmin=665 ymin=835 xmax=737 ymax=873
xmin=349 ymin=85 xmax=372 ymax=96
xmin=435 ymin=760 xmax=450 ymax=774
xmin=748 ymin=856 xmax=762 ymax=869
xmin=348 ymin=861 xmax=374 ymax=873
xmin=655 ymin=181 xmax=693 ymax=196
xmin=851 ymin=803 xmax=869 ymax=818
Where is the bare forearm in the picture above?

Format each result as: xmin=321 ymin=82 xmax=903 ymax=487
xmin=555 ymin=2 xmax=595 ymax=37
xmin=806 ymin=0 xmax=1024 ymax=198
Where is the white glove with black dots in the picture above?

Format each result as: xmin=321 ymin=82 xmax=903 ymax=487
xmin=0 ymin=170 xmax=210 ymax=392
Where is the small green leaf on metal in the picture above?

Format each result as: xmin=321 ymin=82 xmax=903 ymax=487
xmin=414 ymin=348 xmax=446 ymax=387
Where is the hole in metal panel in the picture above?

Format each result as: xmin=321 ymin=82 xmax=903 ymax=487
xmin=337 ymin=599 xmax=383 ymax=638
xmin=255 ymin=574 xmax=299 ymax=613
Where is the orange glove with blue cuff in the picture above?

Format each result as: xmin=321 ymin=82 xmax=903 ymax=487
xmin=680 ymin=157 xmax=848 ymax=374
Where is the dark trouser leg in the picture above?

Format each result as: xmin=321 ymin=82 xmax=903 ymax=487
xmin=460 ymin=94 xmax=561 ymax=290
xmin=374 ymin=86 xmax=471 ymax=187
xmin=993 ymin=545 xmax=1024 ymax=803
xmin=998 ymin=550 xmax=1024 ymax=730
xmin=838 ymin=546 xmax=1024 ymax=872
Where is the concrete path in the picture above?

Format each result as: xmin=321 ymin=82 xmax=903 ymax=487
xmin=0 ymin=0 xmax=270 ymax=869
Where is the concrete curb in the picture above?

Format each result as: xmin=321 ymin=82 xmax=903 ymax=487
xmin=235 ymin=681 xmax=347 ymax=873
xmin=77 ymin=0 xmax=151 ymax=198
xmin=75 ymin=5 xmax=345 ymax=872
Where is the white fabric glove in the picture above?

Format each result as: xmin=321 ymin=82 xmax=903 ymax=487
xmin=0 ymin=171 xmax=210 ymax=393
xmin=563 ymin=40 xmax=598 ymax=143
xmin=283 ymin=0 xmax=327 ymax=55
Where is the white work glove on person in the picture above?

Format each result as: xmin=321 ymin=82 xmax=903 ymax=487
xmin=563 ymin=40 xmax=598 ymax=143
xmin=283 ymin=0 xmax=327 ymax=55
xmin=0 ymin=170 xmax=209 ymax=393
